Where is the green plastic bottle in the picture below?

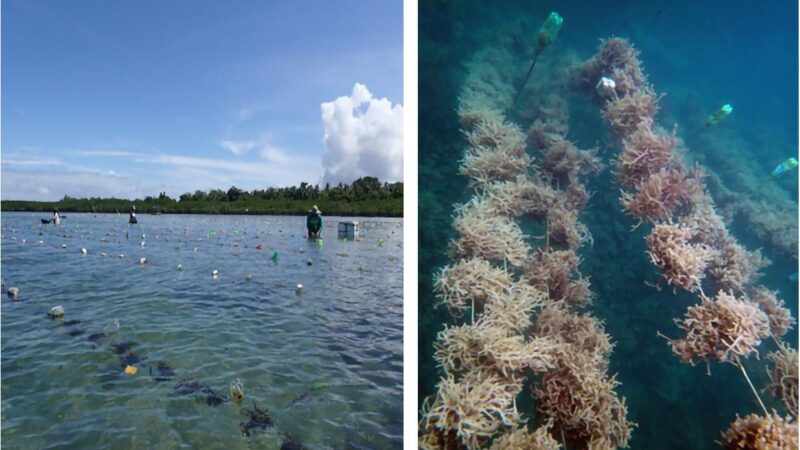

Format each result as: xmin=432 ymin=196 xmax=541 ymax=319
xmin=535 ymin=12 xmax=564 ymax=56
xmin=706 ymin=104 xmax=733 ymax=127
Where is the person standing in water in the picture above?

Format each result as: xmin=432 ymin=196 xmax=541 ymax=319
xmin=52 ymin=208 xmax=61 ymax=225
xmin=306 ymin=205 xmax=323 ymax=239
xmin=129 ymin=205 xmax=138 ymax=224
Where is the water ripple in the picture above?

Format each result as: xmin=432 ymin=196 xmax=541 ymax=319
xmin=2 ymin=213 xmax=403 ymax=449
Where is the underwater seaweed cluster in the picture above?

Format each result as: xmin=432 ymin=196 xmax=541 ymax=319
xmin=578 ymin=38 xmax=779 ymax=297
xmin=767 ymin=344 xmax=799 ymax=419
xmin=751 ymin=286 xmax=797 ymax=339
xmin=486 ymin=421 xmax=561 ymax=450
xmin=423 ymin=12 xmax=797 ymax=445
xmin=696 ymin=131 xmax=799 ymax=261
xmin=576 ymin=37 xmax=798 ymax=441
xmin=421 ymin=34 xmax=634 ymax=449
xmin=667 ymin=290 xmax=770 ymax=368
xmin=720 ymin=412 xmax=798 ymax=450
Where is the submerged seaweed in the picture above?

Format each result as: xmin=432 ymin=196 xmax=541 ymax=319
xmin=87 ymin=331 xmax=107 ymax=342
xmin=240 ymin=402 xmax=273 ymax=436
xmin=112 ymin=341 xmax=137 ymax=355
xmin=150 ymin=361 xmax=175 ymax=382
xmin=419 ymin=2 xmax=798 ymax=449
xmin=119 ymin=352 xmax=143 ymax=368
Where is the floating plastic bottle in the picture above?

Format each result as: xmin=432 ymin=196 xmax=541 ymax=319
xmin=230 ymin=378 xmax=245 ymax=402
xmin=706 ymin=104 xmax=733 ymax=127
xmin=770 ymin=157 xmax=798 ymax=178
xmin=103 ymin=319 xmax=120 ymax=333
xmin=514 ymin=11 xmax=564 ymax=106
xmin=271 ymin=251 xmax=279 ymax=262
xmin=535 ymin=12 xmax=564 ymax=55
xmin=49 ymin=305 xmax=65 ymax=318
xmin=296 ymin=284 xmax=303 ymax=296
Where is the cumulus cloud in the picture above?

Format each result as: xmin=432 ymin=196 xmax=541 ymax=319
xmin=320 ymin=83 xmax=403 ymax=185
xmin=219 ymin=139 xmax=256 ymax=155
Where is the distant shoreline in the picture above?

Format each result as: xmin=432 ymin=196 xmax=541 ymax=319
xmin=1 ymin=199 xmax=403 ymax=218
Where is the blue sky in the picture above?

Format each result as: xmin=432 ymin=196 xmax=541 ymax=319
xmin=2 ymin=0 xmax=403 ymax=200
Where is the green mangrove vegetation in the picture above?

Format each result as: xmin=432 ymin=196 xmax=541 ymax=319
xmin=2 ymin=177 xmax=403 ymax=217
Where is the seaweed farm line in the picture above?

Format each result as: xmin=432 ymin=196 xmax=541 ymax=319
xmin=1 ymin=212 xmax=403 ymax=449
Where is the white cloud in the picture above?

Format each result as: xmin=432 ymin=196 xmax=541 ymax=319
xmin=219 ymin=139 xmax=257 ymax=155
xmin=320 ymin=83 xmax=403 ymax=185
xmin=2 ymin=156 xmax=66 ymax=167
xmin=259 ymin=145 xmax=290 ymax=163
xmin=3 ymin=128 xmax=334 ymax=200
xmin=2 ymin=147 xmax=324 ymax=200
xmin=1 ymin=170 xmax=149 ymax=201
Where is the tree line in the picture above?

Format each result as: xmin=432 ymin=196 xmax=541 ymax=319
xmin=175 ymin=177 xmax=403 ymax=203
xmin=3 ymin=177 xmax=403 ymax=217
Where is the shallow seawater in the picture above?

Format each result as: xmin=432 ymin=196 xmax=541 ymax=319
xmin=1 ymin=212 xmax=402 ymax=449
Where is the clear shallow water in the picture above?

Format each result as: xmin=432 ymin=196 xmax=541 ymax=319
xmin=1 ymin=212 xmax=403 ymax=449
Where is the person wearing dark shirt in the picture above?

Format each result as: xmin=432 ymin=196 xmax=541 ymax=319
xmin=306 ymin=205 xmax=323 ymax=238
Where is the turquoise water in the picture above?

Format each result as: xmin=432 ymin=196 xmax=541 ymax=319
xmin=2 ymin=212 xmax=402 ymax=449
xmin=419 ymin=1 xmax=797 ymax=449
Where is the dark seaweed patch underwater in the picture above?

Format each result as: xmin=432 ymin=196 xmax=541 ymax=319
xmin=419 ymin=1 xmax=797 ymax=449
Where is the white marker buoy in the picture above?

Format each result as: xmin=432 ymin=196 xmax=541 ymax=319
xmin=295 ymin=284 xmax=303 ymax=296
xmin=49 ymin=305 xmax=65 ymax=318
